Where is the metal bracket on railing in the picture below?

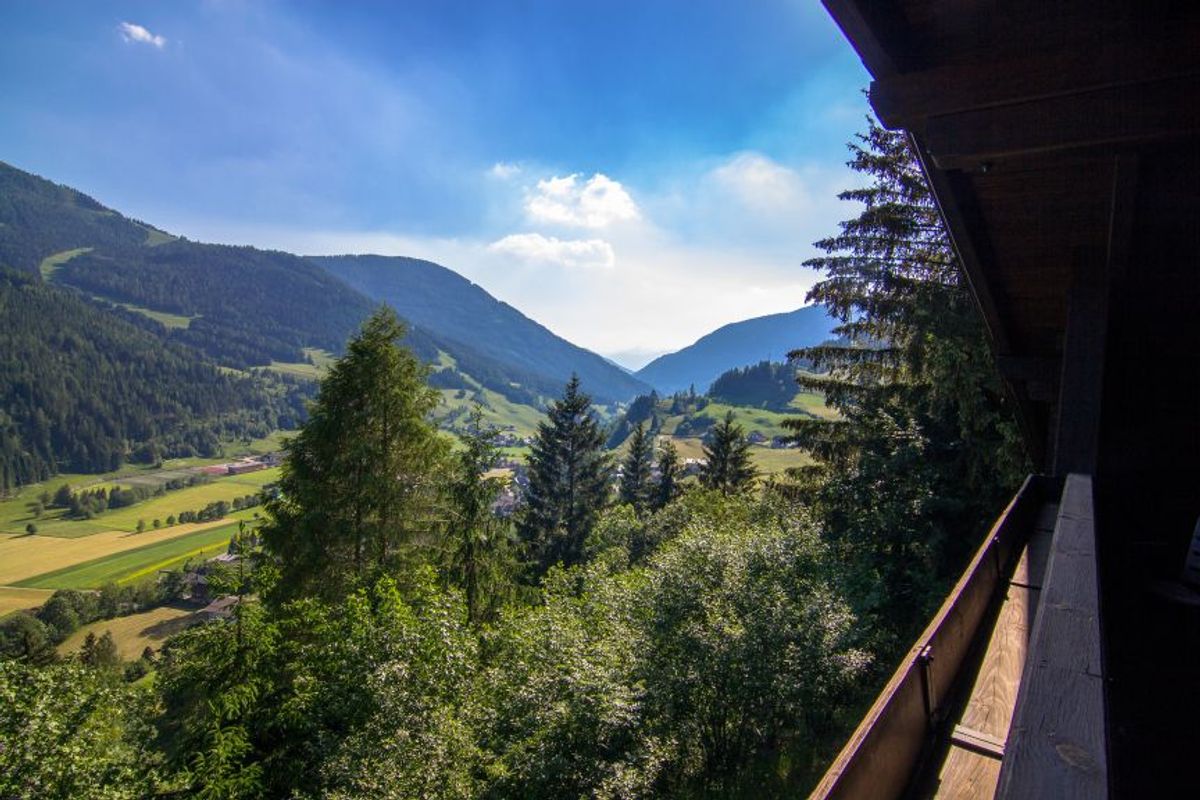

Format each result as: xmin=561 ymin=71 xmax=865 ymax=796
xmin=917 ymin=644 xmax=936 ymax=725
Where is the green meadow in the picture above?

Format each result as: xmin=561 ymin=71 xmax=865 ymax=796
xmin=15 ymin=521 xmax=241 ymax=590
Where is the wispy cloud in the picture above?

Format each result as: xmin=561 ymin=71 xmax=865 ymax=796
xmin=525 ymin=173 xmax=639 ymax=229
xmin=489 ymin=162 xmax=521 ymax=180
xmin=488 ymin=233 xmax=615 ymax=269
xmin=119 ymin=21 xmax=166 ymax=49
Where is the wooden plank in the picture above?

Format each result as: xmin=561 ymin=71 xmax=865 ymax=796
xmin=956 ymin=582 xmax=1037 ymax=742
xmin=933 ymin=745 xmax=1002 ymax=799
xmin=870 ymin=26 xmax=1200 ymax=130
xmin=951 ymin=725 xmax=1006 ymax=759
xmin=997 ymin=474 xmax=1107 ymax=800
xmin=923 ymin=75 xmax=1200 ymax=171
xmin=810 ymin=476 xmax=1049 ymax=800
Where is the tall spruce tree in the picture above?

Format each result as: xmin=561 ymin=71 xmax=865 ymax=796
xmin=262 ymin=307 xmax=447 ymax=602
xmin=786 ymin=118 xmax=1026 ymax=630
xmin=519 ymin=375 xmax=611 ymax=577
xmin=446 ymin=407 xmax=514 ymax=626
xmin=700 ymin=412 xmax=757 ymax=495
xmin=618 ymin=423 xmax=654 ymax=514
xmin=653 ymin=439 xmax=682 ymax=510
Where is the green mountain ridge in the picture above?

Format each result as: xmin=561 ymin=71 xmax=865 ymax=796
xmin=312 ymin=255 xmax=652 ymax=404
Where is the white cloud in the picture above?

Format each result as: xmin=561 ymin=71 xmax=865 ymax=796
xmin=488 ymin=233 xmax=615 ymax=269
xmin=710 ymin=152 xmax=807 ymax=211
xmin=489 ymin=162 xmax=521 ymax=179
xmin=525 ymin=172 xmax=639 ymax=229
xmin=119 ymin=22 xmax=166 ymax=49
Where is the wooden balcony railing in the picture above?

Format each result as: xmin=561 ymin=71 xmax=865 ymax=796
xmin=808 ymin=475 xmax=1059 ymax=800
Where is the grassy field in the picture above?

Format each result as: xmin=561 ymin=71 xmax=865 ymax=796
xmin=0 ymin=586 xmax=54 ymax=618
xmin=112 ymin=301 xmax=195 ymax=329
xmin=142 ymin=226 xmax=176 ymax=247
xmin=0 ymin=518 xmax=238 ymax=586
xmin=57 ymin=604 xmax=200 ymax=659
xmin=15 ymin=521 xmax=240 ymax=590
xmin=789 ymin=390 xmax=840 ymax=421
xmin=38 ymin=246 xmax=92 ymax=280
xmin=93 ymin=468 xmax=278 ymax=532
xmin=654 ymin=436 xmax=811 ymax=476
xmin=0 ymin=464 xmax=279 ymax=537
xmin=747 ymin=446 xmax=815 ymax=474
xmin=437 ymin=386 xmax=546 ymax=438
xmin=268 ymin=347 xmax=336 ymax=379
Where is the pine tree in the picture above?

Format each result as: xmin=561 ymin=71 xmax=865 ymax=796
xmin=446 ymin=407 xmax=514 ymax=626
xmin=653 ymin=439 xmax=682 ymax=510
xmin=618 ymin=423 xmax=654 ymax=514
xmin=700 ymin=412 xmax=757 ymax=495
xmin=262 ymin=307 xmax=448 ymax=602
xmin=785 ymin=118 xmax=1026 ymax=624
xmin=519 ymin=375 xmax=612 ymax=577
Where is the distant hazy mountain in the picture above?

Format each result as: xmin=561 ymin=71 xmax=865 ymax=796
xmin=313 ymin=255 xmax=651 ymax=404
xmin=635 ymin=306 xmax=837 ymax=395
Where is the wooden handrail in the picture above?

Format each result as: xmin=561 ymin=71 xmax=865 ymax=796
xmin=808 ymin=474 xmax=1055 ymax=800
xmin=996 ymin=473 xmax=1107 ymax=798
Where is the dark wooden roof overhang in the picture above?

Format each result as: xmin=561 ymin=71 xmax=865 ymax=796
xmin=822 ymin=0 xmax=1200 ymax=474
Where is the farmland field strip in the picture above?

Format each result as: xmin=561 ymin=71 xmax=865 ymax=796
xmin=14 ymin=522 xmax=239 ymax=589
xmin=0 ymin=518 xmax=237 ymax=585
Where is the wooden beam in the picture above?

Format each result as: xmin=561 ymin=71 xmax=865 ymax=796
xmin=912 ymin=134 xmax=1047 ymax=464
xmin=997 ymin=474 xmax=1107 ymax=799
xmin=820 ymin=0 xmax=910 ymax=78
xmin=1051 ymin=251 xmax=1110 ymax=476
xmin=870 ymin=27 xmax=1200 ymax=130
xmin=1050 ymin=156 xmax=1134 ymax=476
xmin=923 ymin=75 xmax=1200 ymax=171
xmin=996 ymin=356 xmax=1058 ymax=385
xmin=910 ymin=136 xmax=1009 ymax=354
xmin=1105 ymin=154 xmax=1139 ymax=285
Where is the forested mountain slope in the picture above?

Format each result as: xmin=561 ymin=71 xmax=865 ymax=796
xmin=636 ymin=305 xmax=836 ymax=394
xmin=0 ymin=269 xmax=306 ymax=490
xmin=0 ymin=161 xmax=375 ymax=369
xmin=0 ymin=160 xmax=171 ymax=272
xmin=314 ymin=255 xmax=651 ymax=403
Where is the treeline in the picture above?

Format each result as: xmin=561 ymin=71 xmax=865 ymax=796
xmin=708 ymin=360 xmax=799 ymax=410
xmin=175 ymin=494 xmax=261 ymax=525
xmin=43 ymin=474 xmax=212 ymax=520
xmin=0 ymin=584 xmax=168 ymax=664
xmin=0 ymin=269 xmax=307 ymax=491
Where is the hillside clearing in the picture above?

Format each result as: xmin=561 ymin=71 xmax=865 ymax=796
xmin=38 ymin=246 xmax=92 ymax=280
xmin=57 ymin=604 xmax=200 ymax=659
xmin=0 ymin=586 xmax=54 ymax=618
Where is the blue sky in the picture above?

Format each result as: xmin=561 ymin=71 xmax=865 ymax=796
xmin=0 ymin=1 xmax=869 ymax=368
